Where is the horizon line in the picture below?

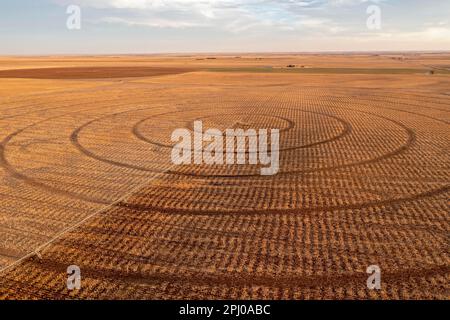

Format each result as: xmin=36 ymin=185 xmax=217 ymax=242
xmin=2 ymin=49 xmax=450 ymax=57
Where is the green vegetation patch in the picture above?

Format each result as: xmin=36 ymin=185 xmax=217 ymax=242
xmin=206 ymin=67 xmax=450 ymax=75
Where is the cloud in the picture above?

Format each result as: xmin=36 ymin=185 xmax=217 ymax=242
xmin=54 ymin=0 xmax=350 ymax=31
xmin=51 ymin=0 xmax=449 ymax=50
xmin=101 ymin=16 xmax=205 ymax=28
xmin=365 ymin=27 xmax=450 ymax=42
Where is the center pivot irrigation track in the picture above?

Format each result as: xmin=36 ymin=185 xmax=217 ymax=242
xmin=0 ymin=67 xmax=449 ymax=299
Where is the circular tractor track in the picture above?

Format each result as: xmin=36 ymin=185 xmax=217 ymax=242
xmin=0 ymin=80 xmax=449 ymax=300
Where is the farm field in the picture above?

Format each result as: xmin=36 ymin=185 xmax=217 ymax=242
xmin=0 ymin=54 xmax=449 ymax=299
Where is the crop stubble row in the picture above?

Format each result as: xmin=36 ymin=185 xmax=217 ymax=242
xmin=0 ymin=71 xmax=448 ymax=299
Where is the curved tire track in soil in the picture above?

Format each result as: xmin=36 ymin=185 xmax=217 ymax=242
xmin=1 ymin=80 xmax=449 ymax=299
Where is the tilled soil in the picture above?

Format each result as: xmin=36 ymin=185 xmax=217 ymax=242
xmin=0 ymin=56 xmax=449 ymax=300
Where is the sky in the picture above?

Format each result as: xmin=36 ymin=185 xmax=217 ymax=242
xmin=1 ymin=0 xmax=449 ymax=54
